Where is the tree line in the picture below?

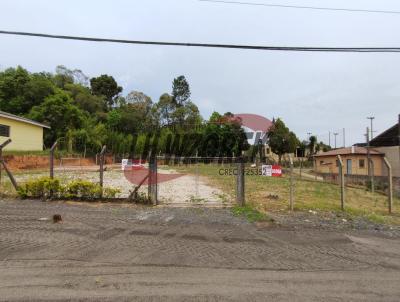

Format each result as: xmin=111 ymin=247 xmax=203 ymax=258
xmin=0 ymin=65 xmax=330 ymax=161
xmin=0 ymin=66 xmax=249 ymax=158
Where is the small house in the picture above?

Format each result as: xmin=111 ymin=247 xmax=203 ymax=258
xmin=314 ymin=146 xmax=385 ymax=176
xmin=0 ymin=111 xmax=50 ymax=151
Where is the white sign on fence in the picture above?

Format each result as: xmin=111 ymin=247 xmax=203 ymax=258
xmin=121 ymin=159 xmax=130 ymax=170
xmin=261 ymin=165 xmax=283 ymax=177
xmin=262 ymin=165 xmax=272 ymax=177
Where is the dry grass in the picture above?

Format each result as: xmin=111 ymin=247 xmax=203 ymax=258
xmin=175 ymin=164 xmax=400 ymax=225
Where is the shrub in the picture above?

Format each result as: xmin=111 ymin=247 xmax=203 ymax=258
xmin=18 ymin=177 xmax=121 ymax=201
xmin=103 ymin=187 xmax=121 ymax=199
xmin=66 ymin=180 xmax=102 ymax=200
xmin=18 ymin=177 xmax=61 ymax=199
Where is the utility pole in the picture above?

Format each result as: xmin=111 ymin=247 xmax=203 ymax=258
xmin=334 ymin=132 xmax=339 ymax=149
xmin=366 ymin=127 xmax=370 ymax=176
xmin=342 ymin=128 xmax=346 ymax=147
xmin=367 ymin=116 xmax=375 ymax=139
xmin=366 ymin=127 xmax=374 ymax=192
xmin=329 ymin=131 xmax=331 ymax=147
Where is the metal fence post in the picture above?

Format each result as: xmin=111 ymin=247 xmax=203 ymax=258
xmin=236 ymin=158 xmax=245 ymax=206
xmin=383 ymin=157 xmax=393 ymax=214
xmin=289 ymin=155 xmax=294 ymax=211
xmin=337 ymin=155 xmax=345 ymax=211
xmin=99 ymin=145 xmax=106 ymax=197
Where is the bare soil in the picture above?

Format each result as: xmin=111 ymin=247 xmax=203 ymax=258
xmin=0 ymin=199 xmax=400 ymax=301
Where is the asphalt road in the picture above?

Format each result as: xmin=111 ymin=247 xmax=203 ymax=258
xmin=1 ymin=199 xmax=400 ymax=301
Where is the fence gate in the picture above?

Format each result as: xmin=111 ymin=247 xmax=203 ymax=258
xmin=147 ymin=156 xmax=242 ymax=206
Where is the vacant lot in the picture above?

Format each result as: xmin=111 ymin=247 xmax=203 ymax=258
xmin=0 ymin=166 xmax=229 ymax=205
xmin=1 ymin=199 xmax=400 ymax=301
xmin=175 ymin=164 xmax=400 ymax=225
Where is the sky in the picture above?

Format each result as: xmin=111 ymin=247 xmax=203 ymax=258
xmin=0 ymin=0 xmax=400 ymax=146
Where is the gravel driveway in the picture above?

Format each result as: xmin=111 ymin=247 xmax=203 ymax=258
xmin=13 ymin=167 xmax=230 ymax=205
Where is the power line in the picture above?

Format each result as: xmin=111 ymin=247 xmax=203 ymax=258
xmin=1 ymin=30 xmax=400 ymax=53
xmin=199 ymin=0 xmax=400 ymax=15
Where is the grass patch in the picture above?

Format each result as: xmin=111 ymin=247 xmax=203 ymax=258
xmin=232 ymin=205 xmax=271 ymax=223
xmin=2 ymin=150 xmax=50 ymax=156
xmin=173 ymin=163 xmax=400 ymax=225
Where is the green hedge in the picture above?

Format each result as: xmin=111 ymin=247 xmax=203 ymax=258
xmin=18 ymin=177 xmax=120 ymax=200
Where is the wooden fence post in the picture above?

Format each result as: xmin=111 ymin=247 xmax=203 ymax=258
xmin=236 ymin=158 xmax=245 ymax=206
xmin=0 ymin=144 xmax=2 ymax=185
xmin=99 ymin=145 xmax=106 ymax=197
xmin=369 ymin=159 xmax=375 ymax=193
xmin=49 ymin=141 xmax=58 ymax=179
xmin=383 ymin=157 xmax=393 ymax=214
xmin=337 ymin=155 xmax=345 ymax=211
xmin=148 ymin=155 xmax=158 ymax=205
xmin=299 ymin=157 xmax=303 ymax=179
xmin=289 ymin=155 xmax=294 ymax=211
xmin=0 ymin=139 xmax=18 ymax=191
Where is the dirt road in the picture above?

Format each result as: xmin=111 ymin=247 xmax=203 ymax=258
xmin=0 ymin=199 xmax=400 ymax=301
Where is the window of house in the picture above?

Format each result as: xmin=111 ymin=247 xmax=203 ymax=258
xmin=320 ymin=160 xmax=324 ymax=165
xmin=359 ymin=159 xmax=365 ymax=168
xmin=0 ymin=124 xmax=10 ymax=137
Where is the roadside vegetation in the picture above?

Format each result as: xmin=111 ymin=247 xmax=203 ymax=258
xmin=17 ymin=177 xmax=120 ymax=200
xmin=175 ymin=164 xmax=400 ymax=225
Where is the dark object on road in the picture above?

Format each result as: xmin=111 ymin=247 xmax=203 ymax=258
xmin=53 ymin=214 xmax=62 ymax=223
xmin=266 ymin=194 xmax=279 ymax=200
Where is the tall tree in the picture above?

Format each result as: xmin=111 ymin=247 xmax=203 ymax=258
xmin=308 ymin=135 xmax=317 ymax=156
xmin=155 ymin=93 xmax=175 ymax=126
xmin=172 ymin=75 xmax=191 ymax=106
xmin=28 ymin=91 xmax=85 ymax=145
xmin=64 ymin=83 xmax=105 ymax=115
xmin=267 ymin=118 xmax=299 ymax=163
xmin=0 ymin=67 xmax=55 ymax=115
xmin=90 ymin=75 xmax=122 ymax=109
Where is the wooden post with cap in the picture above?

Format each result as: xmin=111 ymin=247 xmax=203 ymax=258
xmin=383 ymin=157 xmax=393 ymax=214
xmin=337 ymin=155 xmax=345 ymax=211
xmin=289 ymin=155 xmax=294 ymax=211
xmin=99 ymin=145 xmax=106 ymax=197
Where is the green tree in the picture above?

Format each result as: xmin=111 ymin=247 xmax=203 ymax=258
xmin=267 ymin=118 xmax=299 ymax=163
xmin=64 ymin=83 xmax=105 ymax=115
xmin=199 ymin=112 xmax=249 ymax=157
xmin=90 ymin=75 xmax=122 ymax=109
xmin=0 ymin=67 xmax=55 ymax=115
xmin=155 ymin=93 xmax=175 ymax=126
xmin=28 ymin=91 xmax=85 ymax=145
xmin=308 ymin=135 xmax=317 ymax=156
xmin=172 ymin=75 xmax=191 ymax=106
